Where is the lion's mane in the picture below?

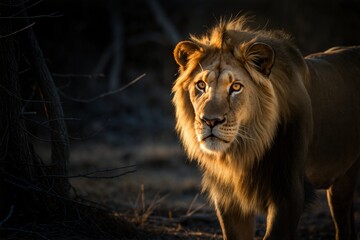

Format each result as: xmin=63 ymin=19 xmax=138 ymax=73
xmin=172 ymin=17 xmax=312 ymax=213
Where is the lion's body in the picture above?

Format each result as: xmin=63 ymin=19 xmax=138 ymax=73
xmin=305 ymin=48 xmax=360 ymax=188
xmin=172 ymin=17 xmax=360 ymax=240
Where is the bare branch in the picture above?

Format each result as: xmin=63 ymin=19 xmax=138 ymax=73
xmin=42 ymin=165 xmax=137 ymax=179
xmin=58 ymin=73 xmax=146 ymax=103
xmin=0 ymin=83 xmax=51 ymax=103
xmin=3 ymin=227 xmax=50 ymax=240
xmin=0 ymin=205 xmax=14 ymax=226
xmin=0 ymin=1 xmax=29 ymax=7
xmin=0 ymin=21 xmax=35 ymax=39
xmin=10 ymin=0 xmax=45 ymax=17
xmin=20 ymin=111 xmax=37 ymax=115
xmin=0 ymin=169 xmax=106 ymax=209
xmin=0 ymin=13 xmax=63 ymax=19
xmin=22 ymin=116 xmax=108 ymax=142
xmin=52 ymin=73 xmax=105 ymax=79
xmin=39 ymin=117 xmax=81 ymax=125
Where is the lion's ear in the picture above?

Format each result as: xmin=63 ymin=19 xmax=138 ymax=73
xmin=174 ymin=41 xmax=201 ymax=71
xmin=244 ymin=42 xmax=275 ymax=77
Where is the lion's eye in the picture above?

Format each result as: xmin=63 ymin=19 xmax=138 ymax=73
xmin=230 ymin=83 xmax=243 ymax=94
xmin=196 ymin=81 xmax=207 ymax=92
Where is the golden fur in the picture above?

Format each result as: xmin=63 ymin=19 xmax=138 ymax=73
xmin=173 ymin=17 xmax=360 ymax=239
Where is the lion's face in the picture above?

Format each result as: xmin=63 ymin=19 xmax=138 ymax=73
xmin=188 ymin=53 xmax=257 ymax=153
xmin=173 ymin=37 xmax=278 ymax=160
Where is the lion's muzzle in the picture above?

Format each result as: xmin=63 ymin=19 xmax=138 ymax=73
xmin=200 ymin=115 xmax=226 ymax=128
xmin=195 ymin=116 xmax=235 ymax=153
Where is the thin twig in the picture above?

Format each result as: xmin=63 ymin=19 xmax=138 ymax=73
xmin=0 ymin=82 xmax=52 ymax=103
xmin=54 ymin=170 xmax=136 ymax=179
xmin=0 ymin=21 xmax=35 ymax=39
xmin=129 ymin=185 xmax=168 ymax=226
xmin=0 ymin=169 xmax=108 ymax=209
xmin=10 ymin=0 xmax=45 ymax=17
xmin=186 ymin=193 xmax=199 ymax=215
xmin=52 ymin=73 xmax=105 ymax=79
xmin=58 ymin=73 xmax=146 ymax=103
xmin=20 ymin=111 xmax=37 ymax=115
xmin=21 ymin=117 xmax=81 ymax=127
xmin=4 ymin=227 xmax=50 ymax=240
xmin=39 ymin=117 xmax=81 ymax=125
xmin=0 ymin=13 xmax=63 ymax=19
xmin=185 ymin=193 xmax=206 ymax=217
xmin=23 ymin=116 xmax=108 ymax=142
xmin=42 ymin=165 xmax=137 ymax=179
xmin=0 ymin=1 xmax=29 ymax=7
xmin=141 ymin=184 xmax=145 ymax=215
xmin=0 ymin=205 xmax=14 ymax=226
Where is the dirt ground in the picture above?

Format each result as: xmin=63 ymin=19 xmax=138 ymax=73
xmin=35 ymin=139 xmax=360 ymax=239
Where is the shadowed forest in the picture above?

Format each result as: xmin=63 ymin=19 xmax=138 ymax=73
xmin=1 ymin=0 xmax=360 ymax=239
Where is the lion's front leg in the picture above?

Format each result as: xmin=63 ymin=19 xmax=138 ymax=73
xmin=215 ymin=200 xmax=255 ymax=240
xmin=263 ymin=196 xmax=303 ymax=240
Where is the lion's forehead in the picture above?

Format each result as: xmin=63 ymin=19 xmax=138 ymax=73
xmin=198 ymin=53 xmax=250 ymax=86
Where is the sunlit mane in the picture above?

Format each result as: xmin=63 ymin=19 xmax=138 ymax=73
xmin=172 ymin=16 xmax=306 ymax=211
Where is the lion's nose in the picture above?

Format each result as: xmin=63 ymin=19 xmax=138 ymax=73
xmin=201 ymin=116 xmax=226 ymax=128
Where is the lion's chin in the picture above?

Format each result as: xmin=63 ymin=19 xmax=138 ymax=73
xmin=199 ymin=136 xmax=230 ymax=153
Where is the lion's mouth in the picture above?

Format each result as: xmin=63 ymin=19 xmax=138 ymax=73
xmin=203 ymin=134 xmax=230 ymax=143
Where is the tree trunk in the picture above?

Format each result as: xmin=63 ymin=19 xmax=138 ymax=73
xmin=0 ymin=1 xmax=138 ymax=238
xmin=19 ymin=4 xmax=70 ymax=197
xmin=0 ymin=0 xmax=70 ymax=221
xmin=0 ymin=2 xmax=35 ymax=219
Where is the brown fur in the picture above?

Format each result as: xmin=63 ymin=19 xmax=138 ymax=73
xmin=172 ymin=17 xmax=360 ymax=240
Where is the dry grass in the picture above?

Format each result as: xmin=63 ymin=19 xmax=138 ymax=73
xmin=116 ymin=184 xmax=221 ymax=239
xmin=128 ymin=184 xmax=169 ymax=226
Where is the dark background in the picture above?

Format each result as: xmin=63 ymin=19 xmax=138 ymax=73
xmin=23 ymin=0 xmax=360 ymax=238
xmin=28 ymin=0 xmax=360 ymax=147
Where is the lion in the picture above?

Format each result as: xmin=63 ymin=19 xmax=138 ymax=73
xmin=172 ymin=16 xmax=360 ymax=240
